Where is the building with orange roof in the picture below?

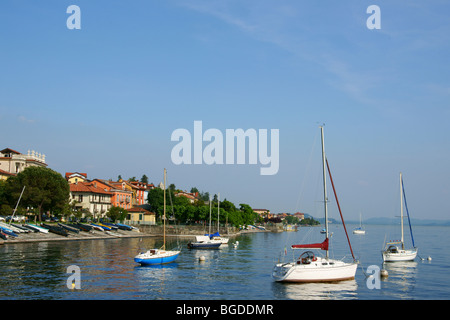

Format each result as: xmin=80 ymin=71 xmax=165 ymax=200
xmin=129 ymin=181 xmax=149 ymax=206
xmin=65 ymin=172 xmax=88 ymax=184
xmin=124 ymin=207 xmax=156 ymax=225
xmin=69 ymin=181 xmax=113 ymax=219
xmin=175 ymin=191 xmax=199 ymax=203
xmin=0 ymin=168 xmax=15 ymax=181
xmin=91 ymin=179 xmax=133 ymax=210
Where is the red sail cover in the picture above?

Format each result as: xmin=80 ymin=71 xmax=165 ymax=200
xmin=291 ymin=238 xmax=329 ymax=251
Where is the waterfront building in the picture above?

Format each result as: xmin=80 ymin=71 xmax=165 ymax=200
xmin=0 ymin=147 xmax=47 ymax=174
xmin=69 ymin=181 xmax=112 ymax=219
xmin=91 ymin=179 xmax=134 ymax=210
xmin=129 ymin=181 xmax=148 ymax=206
xmin=65 ymin=172 xmax=88 ymax=184
xmin=124 ymin=207 xmax=156 ymax=225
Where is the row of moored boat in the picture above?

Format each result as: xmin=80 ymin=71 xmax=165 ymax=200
xmin=0 ymin=221 xmax=137 ymax=240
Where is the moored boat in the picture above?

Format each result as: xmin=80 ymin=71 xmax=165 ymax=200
xmin=134 ymin=169 xmax=181 ymax=265
xmin=272 ymin=126 xmax=358 ymax=283
xmin=381 ymin=173 xmax=418 ymax=262
xmin=187 ymin=235 xmax=222 ymax=249
xmin=134 ymin=248 xmax=180 ymax=265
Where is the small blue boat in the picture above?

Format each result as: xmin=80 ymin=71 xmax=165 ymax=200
xmin=0 ymin=226 xmax=18 ymax=237
xmin=134 ymin=249 xmax=180 ymax=265
xmin=115 ymin=223 xmax=133 ymax=231
xmin=134 ymin=169 xmax=181 ymax=266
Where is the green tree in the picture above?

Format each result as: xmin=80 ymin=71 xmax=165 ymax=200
xmin=239 ymin=204 xmax=257 ymax=226
xmin=107 ymin=206 xmax=128 ymax=222
xmin=141 ymin=174 xmax=149 ymax=184
xmin=190 ymin=187 xmax=199 ymax=194
xmin=7 ymin=166 xmax=70 ymax=221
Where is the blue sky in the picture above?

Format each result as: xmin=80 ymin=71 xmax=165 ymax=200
xmin=1 ymin=1 xmax=449 ymax=220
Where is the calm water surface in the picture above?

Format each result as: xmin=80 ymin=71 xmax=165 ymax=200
xmin=0 ymin=225 xmax=448 ymax=300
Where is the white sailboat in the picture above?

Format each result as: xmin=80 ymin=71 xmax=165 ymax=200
xmin=381 ymin=173 xmax=417 ymax=262
xmin=272 ymin=126 xmax=358 ymax=283
xmin=207 ymin=193 xmax=229 ymax=244
xmin=134 ymin=169 xmax=181 ymax=265
xmin=353 ymin=213 xmax=366 ymax=235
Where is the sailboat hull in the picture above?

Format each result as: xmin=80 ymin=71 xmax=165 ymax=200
xmin=134 ymin=250 xmax=180 ymax=265
xmin=272 ymin=257 xmax=358 ymax=283
xmin=382 ymin=248 xmax=417 ymax=262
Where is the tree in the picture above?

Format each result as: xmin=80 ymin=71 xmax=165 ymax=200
xmin=107 ymin=206 xmax=128 ymax=222
xmin=199 ymin=191 xmax=210 ymax=202
xmin=7 ymin=166 xmax=70 ymax=221
xmin=141 ymin=174 xmax=149 ymax=184
xmin=239 ymin=204 xmax=257 ymax=226
xmin=190 ymin=187 xmax=199 ymax=194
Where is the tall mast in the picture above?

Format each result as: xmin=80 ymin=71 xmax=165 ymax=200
xmin=209 ymin=195 xmax=212 ymax=235
xmin=400 ymin=172 xmax=404 ymax=249
xmin=217 ymin=192 xmax=220 ymax=233
xmin=320 ymin=126 xmax=329 ymax=258
xmin=163 ymin=168 xmax=166 ymax=250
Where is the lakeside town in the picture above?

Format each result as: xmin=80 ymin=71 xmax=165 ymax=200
xmin=0 ymin=147 xmax=318 ymax=244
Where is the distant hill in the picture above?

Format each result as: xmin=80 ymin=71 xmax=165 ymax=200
xmin=364 ymin=217 xmax=450 ymax=226
xmin=310 ymin=215 xmax=450 ymax=226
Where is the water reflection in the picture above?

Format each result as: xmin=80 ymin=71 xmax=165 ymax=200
xmin=382 ymin=261 xmax=418 ymax=299
xmin=273 ymin=280 xmax=358 ymax=300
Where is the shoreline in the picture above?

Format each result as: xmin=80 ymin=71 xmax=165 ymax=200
xmin=0 ymin=226 xmax=266 ymax=245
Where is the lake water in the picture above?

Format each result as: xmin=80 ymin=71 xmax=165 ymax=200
xmin=0 ymin=224 xmax=449 ymax=300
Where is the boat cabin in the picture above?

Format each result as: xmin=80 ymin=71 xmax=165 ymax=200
xmin=387 ymin=245 xmax=399 ymax=253
xmin=297 ymin=251 xmax=317 ymax=265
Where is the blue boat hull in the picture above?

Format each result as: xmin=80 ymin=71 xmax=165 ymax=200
xmin=134 ymin=252 xmax=180 ymax=265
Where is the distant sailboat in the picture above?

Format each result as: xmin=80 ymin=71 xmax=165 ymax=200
xmin=353 ymin=213 xmax=365 ymax=235
xmin=134 ymin=169 xmax=181 ymax=265
xmin=272 ymin=126 xmax=358 ymax=283
xmin=381 ymin=173 xmax=417 ymax=262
